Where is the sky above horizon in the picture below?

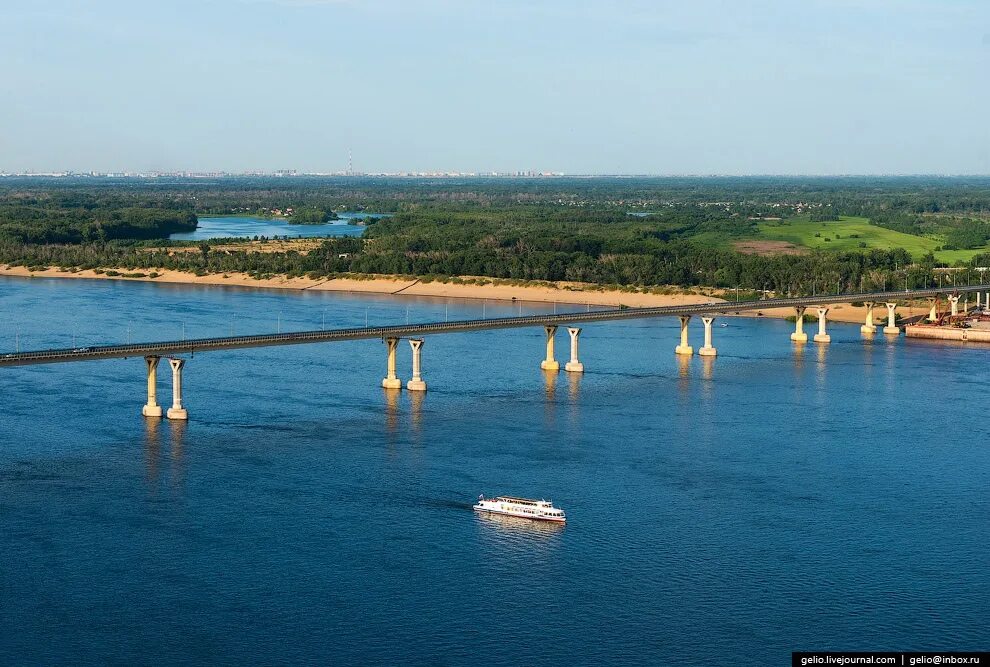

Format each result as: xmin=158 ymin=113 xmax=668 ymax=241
xmin=1 ymin=0 xmax=988 ymax=175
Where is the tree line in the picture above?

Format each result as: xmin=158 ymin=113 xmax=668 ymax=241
xmin=3 ymin=179 xmax=990 ymax=296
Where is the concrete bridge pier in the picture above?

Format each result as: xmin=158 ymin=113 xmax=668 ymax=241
xmin=541 ymin=325 xmax=560 ymax=371
xmin=565 ymin=327 xmax=584 ymax=373
xmin=166 ymin=358 xmax=188 ymax=420
xmin=382 ymin=337 xmax=402 ymax=389
xmin=883 ymin=302 xmax=900 ymax=335
xmin=699 ymin=316 xmax=717 ymax=356
xmin=791 ymin=307 xmax=808 ymax=342
xmin=975 ymin=292 xmax=981 ymax=310
xmin=406 ymin=339 xmax=427 ymax=391
xmin=142 ymin=355 xmax=163 ymax=417
xmin=814 ymin=307 xmax=831 ymax=343
xmin=949 ymin=295 xmax=960 ymax=317
xmin=861 ymin=302 xmax=877 ymax=334
xmin=675 ymin=315 xmax=694 ymax=355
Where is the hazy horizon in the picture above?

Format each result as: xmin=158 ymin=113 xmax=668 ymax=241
xmin=2 ymin=0 xmax=988 ymax=175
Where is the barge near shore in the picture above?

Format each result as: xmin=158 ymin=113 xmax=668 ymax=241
xmin=906 ymin=323 xmax=990 ymax=342
xmin=906 ymin=308 xmax=990 ymax=342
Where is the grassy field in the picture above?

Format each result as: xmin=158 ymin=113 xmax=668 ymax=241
xmin=750 ymin=216 xmax=987 ymax=263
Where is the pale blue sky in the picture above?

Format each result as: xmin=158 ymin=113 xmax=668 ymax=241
xmin=1 ymin=0 xmax=988 ymax=174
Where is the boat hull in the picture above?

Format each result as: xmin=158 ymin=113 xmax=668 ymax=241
xmin=473 ymin=505 xmax=566 ymax=523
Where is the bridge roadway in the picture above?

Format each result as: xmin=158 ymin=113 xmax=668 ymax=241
xmin=1 ymin=285 xmax=985 ymax=367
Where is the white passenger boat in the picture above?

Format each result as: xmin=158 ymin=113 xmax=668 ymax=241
xmin=473 ymin=494 xmax=566 ymax=523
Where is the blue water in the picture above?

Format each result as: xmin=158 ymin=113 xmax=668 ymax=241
xmin=170 ymin=212 xmax=388 ymax=241
xmin=1 ymin=277 xmax=987 ymax=665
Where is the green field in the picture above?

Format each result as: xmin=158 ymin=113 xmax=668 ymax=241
xmin=752 ymin=216 xmax=987 ymax=263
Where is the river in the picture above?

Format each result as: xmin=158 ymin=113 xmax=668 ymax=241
xmin=169 ymin=212 xmax=388 ymax=241
xmin=0 ymin=276 xmax=987 ymax=665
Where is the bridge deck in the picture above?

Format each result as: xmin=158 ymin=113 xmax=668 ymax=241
xmin=0 ymin=286 xmax=984 ymax=367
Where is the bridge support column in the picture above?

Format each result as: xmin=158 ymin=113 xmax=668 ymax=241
xmin=675 ymin=315 xmax=694 ymax=355
xmin=791 ymin=307 xmax=808 ymax=342
xmin=541 ymin=325 xmax=560 ymax=371
xmin=814 ymin=307 xmax=831 ymax=343
xmin=948 ymin=295 xmax=960 ymax=317
xmin=883 ymin=302 xmax=900 ymax=335
xmin=565 ymin=327 xmax=584 ymax=373
xmin=976 ymin=292 xmax=981 ymax=310
xmin=699 ymin=317 xmax=717 ymax=356
xmin=928 ymin=299 xmax=938 ymax=322
xmin=382 ymin=337 xmax=402 ymax=389
xmin=142 ymin=355 xmax=163 ymax=417
xmin=406 ymin=339 xmax=427 ymax=391
xmin=166 ymin=358 xmax=188 ymax=420
xmin=861 ymin=302 xmax=876 ymax=334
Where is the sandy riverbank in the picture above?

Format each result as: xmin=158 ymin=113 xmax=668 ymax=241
xmin=0 ymin=265 xmax=721 ymax=308
xmin=0 ymin=265 xmax=935 ymax=324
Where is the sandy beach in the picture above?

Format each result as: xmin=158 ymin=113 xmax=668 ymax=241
xmin=0 ymin=264 xmax=936 ymax=324
xmin=0 ymin=265 xmax=719 ymax=308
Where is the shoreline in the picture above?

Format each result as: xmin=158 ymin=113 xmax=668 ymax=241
xmin=0 ymin=265 xmax=720 ymax=308
xmin=0 ymin=265 xmax=932 ymax=324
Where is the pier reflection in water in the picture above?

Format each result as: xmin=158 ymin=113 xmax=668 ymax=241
xmin=699 ymin=355 xmax=715 ymax=407
xmin=168 ymin=419 xmax=186 ymax=491
xmin=565 ymin=370 xmax=582 ymax=427
xmin=566 ymin=370 xmax=581 ymax=401
xmin=676 ymin=354 xmax=691 ymax=401
xmin=542 ymin=368 xmax=557 ymax=400
xmin=408 ymin=390 xmax=425 ymax=433
xmin=700 ymin=355 xmax=714 ymax=381
xmin=792 ymin=338 xmax=807 ymax=391
xmin=384 ymin=388 xmax=400 ymax=433
xmin=543 ymin=369 xmax=558 ymax=427
xmin=143 ymin=417 xmax=161 ymax=488
xmin=814 ymin=341 xmax=828 ymax=392
xmin=142 ymin=416 xmax=185 ymax=494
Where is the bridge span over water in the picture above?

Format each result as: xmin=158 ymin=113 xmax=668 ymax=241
xmin=2 ymin=285 xmax=988 ymax=420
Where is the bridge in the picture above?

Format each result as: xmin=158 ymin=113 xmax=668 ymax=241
xmin=3 ymin=285 xmax=988 ymax=420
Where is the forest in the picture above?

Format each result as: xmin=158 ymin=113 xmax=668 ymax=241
xmin=0 ymin=190 xmax=197 ymax=243
xmin=1 ymin=176 xmax=989 ymax=295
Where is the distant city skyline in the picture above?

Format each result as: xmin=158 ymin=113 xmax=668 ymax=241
xmin=2 ymin=0 xmax=989 ymax=175
xmin=4 ymin=169 xmax=990 ymax=179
